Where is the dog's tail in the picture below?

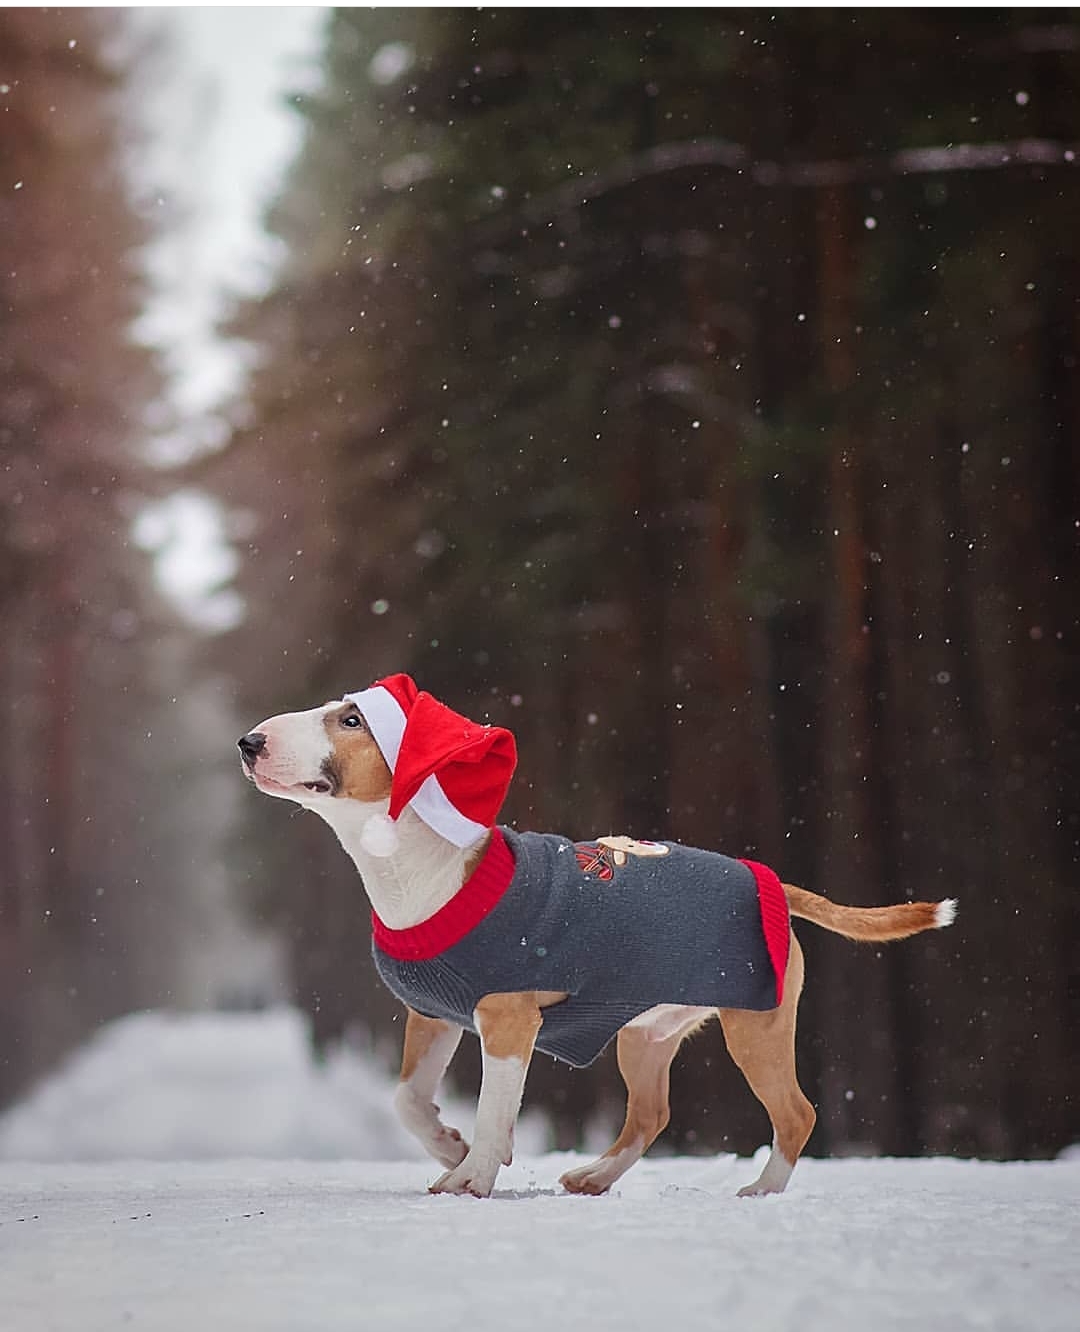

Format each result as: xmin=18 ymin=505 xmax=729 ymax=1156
xmin=782 ymin=884 xmax=956 ymax=942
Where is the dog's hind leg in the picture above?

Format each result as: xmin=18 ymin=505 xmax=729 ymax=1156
xmin=560 ymin=1005 xmax=712 ymax=1196
xmin=719 ymin=934 xmax=816 ymax=1196
xmin=394 ymin=1009 xmax=469 ymax=1168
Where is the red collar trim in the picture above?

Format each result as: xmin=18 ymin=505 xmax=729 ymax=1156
xmin=371 ymin=827 xmax=514 ymax=962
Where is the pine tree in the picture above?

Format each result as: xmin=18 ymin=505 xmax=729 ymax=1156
xmin=221 ymin=9 xmax=1080 ymax=1157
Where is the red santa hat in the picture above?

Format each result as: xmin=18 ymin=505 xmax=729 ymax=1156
xmin=343 ymin=674 xmax=517 ymax=848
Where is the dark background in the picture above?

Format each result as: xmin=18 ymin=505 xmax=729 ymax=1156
xmin=2 ymin=8 xmax=1078 ymax=1160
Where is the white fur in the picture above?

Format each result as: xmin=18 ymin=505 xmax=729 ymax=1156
xmin=249 ymin=705 xmax=334 ymax=797
xmin=737 ymin=1137 xmax=794 ymax=1197
xmin=393 ymin=1023 xmax=467 ymax=1168
xmin=316 ymin=798 xmax=471 ymax=929
xmin=935 ymin=898 xmax=958 ymax=928
xmin=626 ymin=1003 xmax=713 ymax=1042
xmin=431 ymin=1050 xmax=526 ymax=1196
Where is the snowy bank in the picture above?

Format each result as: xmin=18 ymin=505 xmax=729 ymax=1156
xmin=0 ymin=1006 xmax=551 ymax=1162
xmin=0 ymin=1007 xmax=424 ymax=1161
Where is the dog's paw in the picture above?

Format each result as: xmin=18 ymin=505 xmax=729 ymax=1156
xmin=429 ymin=1151 xmax=501 ymax=1198
xmin=560 ymin=1170 xmax=610 ymax=1196
xmin=430 ymin=1125 xmax=469 ymax=1169
xmin=393 ymin=1085 xmax=470 ymax=1168
xmin=560 ymin=1157 xmax=623 ymax=1196
xmin=736 ymin=1148 xmax=794 ymax=1197
xmin=736 ymin=1182 xmax=774 ymax=1197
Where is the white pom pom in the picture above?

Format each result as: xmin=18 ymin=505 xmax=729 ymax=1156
xmin=360 ymin=813 xmax=400 ymax=858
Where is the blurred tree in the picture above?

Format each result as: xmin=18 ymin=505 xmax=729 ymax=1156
xmin=219 ymin=9 xmax=1080 ymax=1158
xmin=0 ymin=10 xmax=163 ymax=1102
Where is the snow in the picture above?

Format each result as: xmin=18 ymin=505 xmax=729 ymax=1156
xmin=0 ymin=1009 xmax=423 ymax=1163
xmin=3 ymin=1157 xmax=1076 ymax=1332
xmin=2 ymin=1010 xmax=1077 ymax=1331
xmin=0 ymin=1008 xmax=542 ymax=1164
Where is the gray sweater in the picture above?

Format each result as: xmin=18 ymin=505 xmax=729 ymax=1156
xmin=372 ymin=826 xmax=789 ymax=1068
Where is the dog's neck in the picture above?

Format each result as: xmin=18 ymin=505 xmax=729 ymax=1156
xmin=314 ymin=798 xmax=475 ymax=929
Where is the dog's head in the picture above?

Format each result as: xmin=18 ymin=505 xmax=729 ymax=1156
xmin=238 ymin=700 xmax=392 ymax=809
xmin=239 ymin=676 xmax=517 ymax=854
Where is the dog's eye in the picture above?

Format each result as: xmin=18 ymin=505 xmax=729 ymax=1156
xmin=341 ymin=714 xmax=366 ymax=730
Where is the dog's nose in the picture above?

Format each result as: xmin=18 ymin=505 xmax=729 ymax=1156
xmin=238 ymin=732 xmax=267 ymax=766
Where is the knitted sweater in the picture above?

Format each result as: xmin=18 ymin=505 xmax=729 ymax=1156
xmin=372 ymin=826 xmax=790 ymax=1068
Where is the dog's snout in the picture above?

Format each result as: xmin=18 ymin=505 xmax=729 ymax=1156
xmin=238 ymin=731 xmax=267 ymax=766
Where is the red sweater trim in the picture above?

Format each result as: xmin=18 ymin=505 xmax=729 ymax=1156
xmin=739 ymin=859 xmax=791 ymax=1007
xmin=371 ymin=828 xmax=514 ymax=962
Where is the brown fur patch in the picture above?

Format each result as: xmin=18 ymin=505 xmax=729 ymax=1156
xmin=400 ymin=1011 xmax=454 ymax=1083
xmin=323 ymin=703 xmax=393 ymax=802
xmin=473 ymin=993 xmax=543 ymax=1059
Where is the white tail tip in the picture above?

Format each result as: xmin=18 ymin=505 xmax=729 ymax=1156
xmin=935 ymin=898 xmax=958 ymax=928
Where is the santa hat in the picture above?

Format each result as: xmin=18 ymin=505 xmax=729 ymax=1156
xmin=343 ymin=674 xmax=517 ymax=849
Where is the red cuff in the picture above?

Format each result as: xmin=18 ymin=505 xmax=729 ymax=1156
xmin=739 ymin=859 xmax=791 ymax=1006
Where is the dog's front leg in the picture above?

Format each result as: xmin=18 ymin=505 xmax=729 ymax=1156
xmin=394 ymin=1009 xmax=468 ymax=1168
xmin=429 ymin=992 xmax=541 ymax=1198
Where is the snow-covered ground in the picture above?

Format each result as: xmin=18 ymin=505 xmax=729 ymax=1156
xmin=3 ymin=1156 xmax=1076 ymax=1332
xmin=1 ymin=1010 xmax=1076 ymax=1331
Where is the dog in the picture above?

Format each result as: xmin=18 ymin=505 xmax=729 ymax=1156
xmin=239 ymin=674 xmax=955 ymax=1198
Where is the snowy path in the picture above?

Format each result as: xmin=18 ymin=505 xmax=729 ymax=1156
xmin=3 ymin=1155 xmax=1075 ymax=1332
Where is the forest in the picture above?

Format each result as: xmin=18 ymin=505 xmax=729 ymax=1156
xmin=1 ymin=8 xmax=1078 ymax=1162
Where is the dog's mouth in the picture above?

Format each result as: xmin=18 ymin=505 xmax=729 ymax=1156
xmin=250 ymin=768 xmax=339 ymax=799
